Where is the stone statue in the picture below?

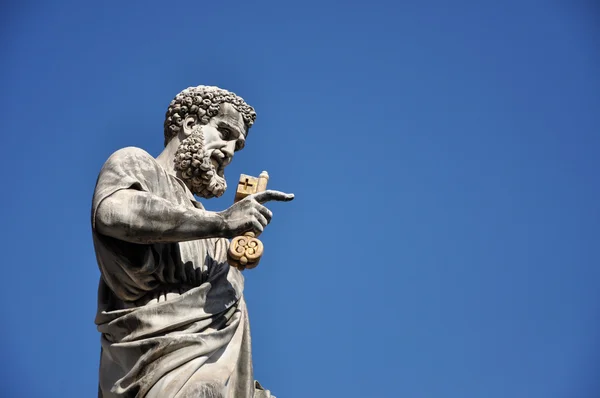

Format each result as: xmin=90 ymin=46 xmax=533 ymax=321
xmin=91 ymin=85 xmax=294 ymax=398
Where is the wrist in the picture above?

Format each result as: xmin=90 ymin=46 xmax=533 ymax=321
xmin=212 ymin=209 xmax=230 ymax=238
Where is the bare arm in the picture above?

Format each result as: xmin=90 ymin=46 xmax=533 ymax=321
xmin=95 ymin=189 xmax=294 ymax=244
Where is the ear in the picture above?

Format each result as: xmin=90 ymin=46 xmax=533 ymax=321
xmin=181 ymin=115 xmax=198 ymax=137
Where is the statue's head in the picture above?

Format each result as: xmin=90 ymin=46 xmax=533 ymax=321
xmin=163 ymin=86 xmax=257 ymax=198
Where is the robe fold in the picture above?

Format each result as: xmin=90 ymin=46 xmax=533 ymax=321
xmin=91 ymin=147 xmax=275 ymax=398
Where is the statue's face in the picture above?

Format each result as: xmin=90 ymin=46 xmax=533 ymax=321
xmin=201 ymin=102 xmax=247 ymax=174
xmin=175 ymin=102 xmax=247 ymax=198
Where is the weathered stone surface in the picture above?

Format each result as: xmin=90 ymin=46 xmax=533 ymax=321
xmin=92 ymin=85 xmax=293 ymax=397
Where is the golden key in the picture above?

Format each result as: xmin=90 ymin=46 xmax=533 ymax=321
xmin=227 ymin=171 xmax=269 ymax=270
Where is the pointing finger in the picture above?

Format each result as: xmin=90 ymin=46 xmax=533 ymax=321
xmin=253 ymin=190 xmax=295 ymax=204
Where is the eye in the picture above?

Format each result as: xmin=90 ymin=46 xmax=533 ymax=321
xmin=219 ymin=127 xmax=232 ymax=140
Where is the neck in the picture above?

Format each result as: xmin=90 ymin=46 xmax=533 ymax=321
xmin=155 ymin=136 xmax=181 ymax=177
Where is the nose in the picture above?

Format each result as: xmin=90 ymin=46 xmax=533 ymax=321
xmin=221 ymin=141 xmax=236 ymax=162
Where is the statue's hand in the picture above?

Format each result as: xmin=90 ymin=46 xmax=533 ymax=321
xmin=219 ymin=190 xmax=294 ymax=238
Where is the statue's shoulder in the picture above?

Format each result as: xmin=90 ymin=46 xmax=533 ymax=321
xmin=100 ymin=147 xmax=158 ymax=172
xmin=97 ymin=147 xmax=159 ymax=181
xmin=105 ymin=146 xmax=154 ymax=164
xmin=93 ymin=147 xmax=160 ymax=201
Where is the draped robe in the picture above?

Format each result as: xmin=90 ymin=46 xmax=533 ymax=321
xmin=91 ymin=147 xmax=274 ymax=398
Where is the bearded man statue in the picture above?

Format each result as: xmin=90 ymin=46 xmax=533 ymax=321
xmin=91 ymin=85 xmax=294 ymax=398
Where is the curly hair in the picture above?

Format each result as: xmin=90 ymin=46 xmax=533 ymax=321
xmin=163 ymin=85 xmax=257 ymax=147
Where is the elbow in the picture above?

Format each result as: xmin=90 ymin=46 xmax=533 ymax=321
xmin=94 ymin=196 xmax=128 ymax=238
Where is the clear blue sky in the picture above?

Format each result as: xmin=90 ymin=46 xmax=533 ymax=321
xmin=1 ymin=1 xmax=599 ymax=397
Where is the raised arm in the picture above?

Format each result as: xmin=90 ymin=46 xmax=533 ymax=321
xmin=94 ymin=188 xmax=294 ymax=244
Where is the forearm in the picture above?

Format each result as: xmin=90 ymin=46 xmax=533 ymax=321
xmin=95 ymin=190 xmax=227 ymax=244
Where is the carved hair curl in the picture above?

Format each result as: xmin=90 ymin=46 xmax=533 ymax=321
xmin=163 ymin=85 xmax=257 ymax=146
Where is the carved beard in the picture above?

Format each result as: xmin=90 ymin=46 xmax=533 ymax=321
xmin=173 ymin=127 xmax=227 ymax=198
